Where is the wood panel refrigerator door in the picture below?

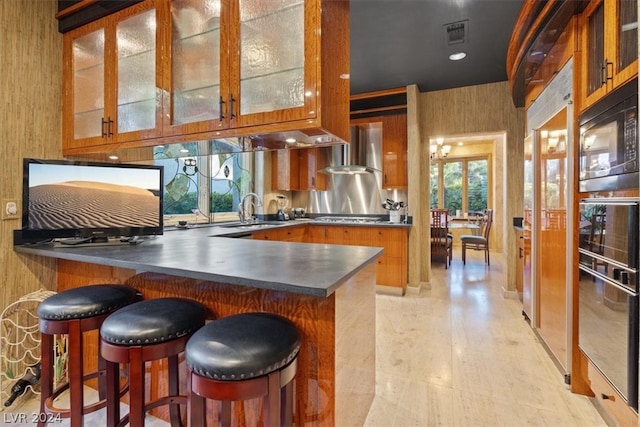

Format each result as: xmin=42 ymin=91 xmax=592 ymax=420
xmin=522 ymin=134 xmax=534 ymax=321
xmin=537 ymin=108 xmax=569 ymax=371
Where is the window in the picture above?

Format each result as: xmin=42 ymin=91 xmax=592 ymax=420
xmin=154 ymin=140 xmax=253 ymax=225
xmin=430 ymin=156 xmax=490 ymax=215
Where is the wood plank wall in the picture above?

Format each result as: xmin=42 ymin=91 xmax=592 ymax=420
xmin=0 ymin=2 xmax=62 ymax=311
xmin=408 ymin=82 xmax=525 ymax=291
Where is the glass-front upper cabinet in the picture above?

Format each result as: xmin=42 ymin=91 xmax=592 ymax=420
xmin=164 ymin=0 xmax=320 ymax=133
xmin=63 ymin=1 xmax=161 ymax=150
xmin=62 ymin=0 xmax=349 ymax=154
xmin=581 ymin=0 xmax=638 ymax=111
xmin=164 ymin=0 xmax=227 ymax=135
xmin=233 ymin=0 xmax=310 ymax=125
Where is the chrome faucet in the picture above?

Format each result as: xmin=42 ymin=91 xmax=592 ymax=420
xmin=238 ymin=192 xmax=263 ymax=224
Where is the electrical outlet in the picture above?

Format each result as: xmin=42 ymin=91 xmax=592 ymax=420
xmin=2 ymin=199 xmax=19 ymax=220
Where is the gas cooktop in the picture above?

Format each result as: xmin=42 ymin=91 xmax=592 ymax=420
xmin=314 ymin=216 xmax=386 ymax=224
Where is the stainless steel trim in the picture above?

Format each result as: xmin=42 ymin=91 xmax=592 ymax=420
xmin=580 ymin=197 xmax=640 ymax=205
xmin=578 ymin=264 xmax=636 ymax=294
xmin=578 ymin=248 xmax=637 ymax=273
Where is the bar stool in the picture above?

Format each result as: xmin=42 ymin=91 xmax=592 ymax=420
xmin=100 ymin=297 xmax=209 ymax=427
xmin=37 ymin=284 xmax=140 ymax=427
xmin=185 ymin=312 xmax=301 ymax=427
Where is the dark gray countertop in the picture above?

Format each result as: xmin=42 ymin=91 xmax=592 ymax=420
xmin=14 ymin=226 xmax=383 ymax=297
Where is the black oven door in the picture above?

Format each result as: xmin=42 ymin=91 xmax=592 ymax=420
xmin=579 ymin=199 xmax=639 ymax=271
xmin=578 ymin=267 xmax=639 ymax=410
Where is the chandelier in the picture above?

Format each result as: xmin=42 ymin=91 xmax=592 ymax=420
xmin=430 ymin=137 xmax=451 ymax=160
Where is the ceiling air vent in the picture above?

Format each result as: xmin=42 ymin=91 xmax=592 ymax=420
xmin=444 ymin=20 xmax=468 ymax=45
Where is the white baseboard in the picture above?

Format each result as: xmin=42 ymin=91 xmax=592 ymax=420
xmin=501 ymin=286 xmax=520 ymax=300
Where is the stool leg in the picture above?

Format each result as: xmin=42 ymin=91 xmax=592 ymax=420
xmin=187 ymin=374 xmax=206 ymax=427
xmin=38 ymin=333 xmax=53 ymax=427
xmin=264 ymin=371 xmax=281 ymax=427
xmin=167 ymin=354 xmax=183 ymax=427
xmin=128 ymin=347 xmax=145 ymax=427
xmin=220 ymin=401 xmax=232 ymax=427
xmin=98 ymin=345 xmax=107 ymax=400
xmin=68 ymin=321 xmax=84 ymax=427
xmin=105 ymin=358 xmax=120 ymax=427
xmin=281 ymin=381 xmax=293 ymax=426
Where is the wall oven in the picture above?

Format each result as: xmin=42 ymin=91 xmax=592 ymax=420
xmin=579 ymin=78 xmax=638 ymax=192
xmin=578 ymin=198 xmax=639 ymax=410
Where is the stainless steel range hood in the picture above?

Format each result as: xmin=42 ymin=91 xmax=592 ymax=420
xmin=321 ymin=125 xmax=381 ymax=174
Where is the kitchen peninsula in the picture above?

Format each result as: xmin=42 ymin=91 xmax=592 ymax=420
xmin=14 ymin=227 xmax=381 ymax=426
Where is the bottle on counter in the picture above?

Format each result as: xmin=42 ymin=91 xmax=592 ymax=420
xmin=3 ymin=362 xmax=41 ymax=407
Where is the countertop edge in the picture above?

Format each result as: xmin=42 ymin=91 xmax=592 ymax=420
xmin=14 ymin=239 xmax=383 ymax=298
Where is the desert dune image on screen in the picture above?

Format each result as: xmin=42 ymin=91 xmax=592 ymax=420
xmin=28 ymin=164 xmax=161 ymax=230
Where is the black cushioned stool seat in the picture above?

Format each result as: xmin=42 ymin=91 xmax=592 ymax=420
xmin=100 ymin=297 xmax=209 ymax=427
xmin=37 ymin=284 xmax=140 ymax=427
xmin=185 ymin=312 xmax=301 ymax=427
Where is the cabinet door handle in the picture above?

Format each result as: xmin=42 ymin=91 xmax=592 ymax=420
xmin=311 ymin=177 xmax=315 ymax=187
xmin=107 ymin=117 xmax=114 ymax=137
xmin=101 ymin=117 xmax=108 ymax=137
xmin=219 ymin=96 xmax=225 ymax=122
xmin=229 ymin=94 xmax=236 ymax=120
xmin=519 ymin=247 xmax=523 ymax=258
xmin=601 ymin=60 xmax=613 ymax=84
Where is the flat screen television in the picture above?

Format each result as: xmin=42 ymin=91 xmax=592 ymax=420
xmin=20 ymin=158 xmax=164 ymax=243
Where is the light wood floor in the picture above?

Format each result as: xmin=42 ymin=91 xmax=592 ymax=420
xmin=365 ymin=250 xmax=608 ymax=426
xmin=2 ymin=251 xmax=608 ymax=426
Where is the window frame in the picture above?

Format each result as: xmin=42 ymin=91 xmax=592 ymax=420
xmin=154 ymin=141 xmax=254 ymax=226
xmin=430 ymin=153 xmax=492 ymax=215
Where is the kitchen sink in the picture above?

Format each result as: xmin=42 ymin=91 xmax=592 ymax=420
xmin=218 ymin=222 xmax=281 ymax=230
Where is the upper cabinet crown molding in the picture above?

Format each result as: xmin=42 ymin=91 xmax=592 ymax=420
xmin=60 ymin=0 xmax=350 ymax=157
xmin=57 ymin=0 xmax=145 ymax=33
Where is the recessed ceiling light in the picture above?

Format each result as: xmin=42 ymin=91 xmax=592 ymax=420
xmin=108 ymin=155 xmax=119 ymax=160
xmin=285 ymin=138 xmax=296 ymax=144
xmin=449 ymin=52 xmax=466 ymax=61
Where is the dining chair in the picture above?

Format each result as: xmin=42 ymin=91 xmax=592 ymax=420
xmin=461 ymin=209 xmax=493 ymax=266
xmin=430 ymin=209 xmax=452 ymax=268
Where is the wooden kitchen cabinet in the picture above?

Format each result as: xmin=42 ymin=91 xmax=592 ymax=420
xmin=271 ymin=147 xmax=329 ymax=191
xmin=62 ymin=0 xmax=162 ymax=150
xmin=580 ymin=0 xmax=637 ymax=111
xmin=61 ymin=0 xmax=350 ymax=155
xmin=306 ymin=224 xmax=408 ymax=291
xmin=350 ymin=114 xmax=408 ymax=190
xmin=381 ymin=114 xmax=408 ymax=189
xmin=252 ymin=225 xmax=306 ymax=242
xmin=586 ymin=358 xmax=638 ymax=426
